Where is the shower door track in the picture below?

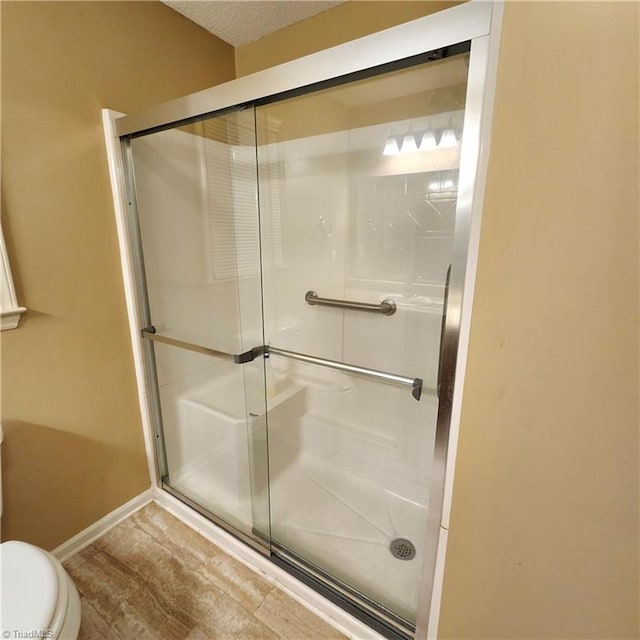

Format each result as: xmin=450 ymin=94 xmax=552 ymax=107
xmin=161 ymin=481 xmax=271 ymax=556
xmin=271 ymin=543 xmax=414 ymax=640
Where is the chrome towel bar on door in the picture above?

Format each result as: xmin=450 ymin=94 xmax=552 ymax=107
xmin=141 ymin=327 xmax=266 ymax=364
xmin=140 ymin=327 xmax=424 ymax=400
xmin=305 ymin=290 xmax=396 ymax=316
xmin=268 ymin=346 xmax=424 ymax=401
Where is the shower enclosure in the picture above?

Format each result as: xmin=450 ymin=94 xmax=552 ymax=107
xmin=107 ymin=4 xmax=500 ymax=638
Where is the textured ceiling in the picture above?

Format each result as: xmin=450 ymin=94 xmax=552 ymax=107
xmin=163 ymin=1 xmax=346 ymax=47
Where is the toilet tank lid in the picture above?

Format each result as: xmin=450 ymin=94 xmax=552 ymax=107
xmin=1 ymin=541 xmax=60 ymax=635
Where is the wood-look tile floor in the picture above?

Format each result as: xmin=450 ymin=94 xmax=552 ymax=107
xmin=63 ymin=502 xmax=348 ymax=640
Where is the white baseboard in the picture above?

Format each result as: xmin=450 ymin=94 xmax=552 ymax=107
xmin=52 ymin=489 xmax=153 ymax=562
xmin=152 ymin=487 xmax=386 ymax=640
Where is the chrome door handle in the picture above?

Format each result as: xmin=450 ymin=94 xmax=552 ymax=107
xmin=268 ymin=346 xmax=427 ymax=401
xmin=437 ymin=264 xmax=452 ymax=396
xmin=141 ymin=327 xmax=265 ymax=364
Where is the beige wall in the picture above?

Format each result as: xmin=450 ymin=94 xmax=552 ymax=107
xmin=238 ymin=1 xmax=640 ymax=637
xmin=0 ymin=1 xmax=235 ymax=550
xmin=234 ymin=1 xmax=461 ymax=76
xmin=439 ymin=2 xmax=639 ymax=637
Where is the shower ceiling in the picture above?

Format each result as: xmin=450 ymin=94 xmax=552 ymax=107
xmin=162 ymin=0 xmax=346 ymax=46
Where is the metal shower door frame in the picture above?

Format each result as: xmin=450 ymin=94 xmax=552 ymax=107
xmin=109 ymin=2 xmax=504 ymax=638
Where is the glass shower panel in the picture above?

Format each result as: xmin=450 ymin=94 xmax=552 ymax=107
xmin=152 ymin=342 xmax=268 ymax=538
xmin=130 ymin=115 xmax=263 ymax=353
xmin=129 ymin=110 xmax=270 ymax=547
xmin=256 ymin=54 xmax=468 ymax=624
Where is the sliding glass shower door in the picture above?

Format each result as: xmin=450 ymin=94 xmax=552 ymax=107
xmin=255 ymin=53 xmax=468 ymax=631
xmin=128 ymin=109 xmax=271 ymax=550
xmin=125 ymin=44 xmax=471 ymax=637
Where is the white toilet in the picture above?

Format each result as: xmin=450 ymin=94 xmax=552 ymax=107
xmin=0 ymin=426 xmax=82 ymax=640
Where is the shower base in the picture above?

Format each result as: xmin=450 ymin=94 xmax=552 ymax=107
xmin=270 ymin=452 xmax=427 ymax=627
xmin=170 ymin=447 xmax=426 ymax=629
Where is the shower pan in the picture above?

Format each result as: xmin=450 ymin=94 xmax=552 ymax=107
xmin=105 ymin=4 xmax=501 ymax=638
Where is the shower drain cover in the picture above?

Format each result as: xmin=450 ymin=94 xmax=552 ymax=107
xmin=390 ymin=538 xmax=416 ymax=560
